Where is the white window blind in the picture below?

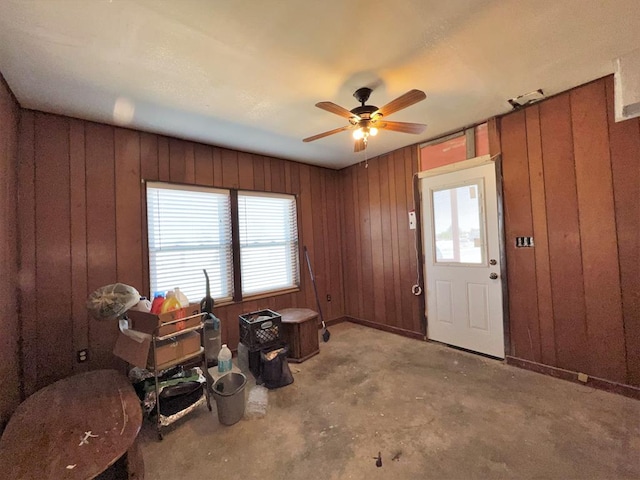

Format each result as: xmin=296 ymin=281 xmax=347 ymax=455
xmin=146 ymin=183 xmax=233 ymax=303
xmin=238 ymin=191 xmax=299 ymax=296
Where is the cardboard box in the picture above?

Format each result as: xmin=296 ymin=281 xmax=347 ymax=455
xmin=127 ymin=303 xmax=202 ymax=337
xmin=113 ymin=304 xmax=203 ymax=368
xmin=151 ymin=331 xmax=202 ymax=370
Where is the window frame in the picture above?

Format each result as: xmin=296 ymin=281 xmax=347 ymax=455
xmin=236 ymin=190 xmax=300 ymax=300
xmin=145 ymin=181 xmax=301 ymax=306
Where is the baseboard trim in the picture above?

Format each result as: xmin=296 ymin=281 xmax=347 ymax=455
xmin=506 ymin=356 xmax=640 ymax=401
xmin=344 ymin=316 xmax=425 ymax=341
xmin=324 ymin=316 xmax=348 ymax=327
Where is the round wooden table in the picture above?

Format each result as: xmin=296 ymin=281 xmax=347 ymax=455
xmin=0 ymin=369 xmax=143 ymax=479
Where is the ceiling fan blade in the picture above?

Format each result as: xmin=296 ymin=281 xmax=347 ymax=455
xmin=375 ymin=89 xmax=426 ymax=117
xmin=303 ymin=125 xmax=353 ymax=143
xmin=354 ymin=138 xmax=367 ymax=152
xmin=378 ymin=120 xmax=426 ymax=134
xmin=316 ymin=101 xmax=359 ymax=120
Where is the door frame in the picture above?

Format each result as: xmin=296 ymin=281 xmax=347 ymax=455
xmin=416 ymin=154 xmax=511 ymax=357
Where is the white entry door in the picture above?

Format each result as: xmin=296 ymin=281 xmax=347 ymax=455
xmin=420 ymin=158 xmax=504 ymax=358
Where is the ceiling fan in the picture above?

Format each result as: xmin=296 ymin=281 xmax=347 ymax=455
xmin=303 ymin=87 xmax=427 ymax=152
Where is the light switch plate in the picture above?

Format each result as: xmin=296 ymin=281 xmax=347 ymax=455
xmin=408 ymin=210 xmax=416 ymax=230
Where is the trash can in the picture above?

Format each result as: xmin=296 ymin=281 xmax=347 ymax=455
xmin=212 ymin=372 xmax=247 ymax=425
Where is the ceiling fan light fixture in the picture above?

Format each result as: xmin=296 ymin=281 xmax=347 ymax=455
xmin=304 ymin=87 xmax=427 ymax=150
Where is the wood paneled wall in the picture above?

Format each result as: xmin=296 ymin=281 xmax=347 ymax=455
xmin=17 ymin=111 xmax=344 ymax=396
xmin=500 ymin=76 xmax=640 ymax=386
xmin=0 ymin=75 xmax=20 ymax=427
xmin=339 ymin=148 xmax=424 ymax=338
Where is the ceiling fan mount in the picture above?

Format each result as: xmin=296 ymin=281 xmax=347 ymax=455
xmin=353 ymin=87 xmax=373 ymax=105
xmin=350 ymin=88 xmax=378 ymax=118
xmin=303 ymin=87 xmax=427 ymax=153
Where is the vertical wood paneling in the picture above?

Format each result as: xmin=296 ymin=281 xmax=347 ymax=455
xmin=184 ymin=143 xmax=195 ymax=184
xmin=368 ymin=157 xmax=386 ymax=324
xmin=319 ymin=171 xmax=331 ymax=319
xmin=525 ymin=106 xmax=556 ymax=366
xmin=34 ymin=114 xmax=73 ymax=388
xmin=194 ymin=143 xmax=213 ymax=186
xmin=350 ymin=166 xmax=363 ymax=318
xmin=212 ymin=147 xmax=223 ymax=185
xmin=326 ymin=170 xmax=344 ymax=318
xmin=339 ymin=146 xmax=422 ymax=336
xmin=69 ymin=119 xmax=89 ymax=374
xmin=263 ymin=158 xmax=272 ymax=191
xmin=18 ymin=111 xmax=37 ymax=396
xmin=252 ymin=156 xmax=265 ymax=191
xmin=310 ymin=166 xmax=327 ymax=319
xmin=341 ymin=168 xmax=357 ymax=315
xmin=271 ymin=158 xmax=285 ymax=192
xmin=0 ymin=77 xmax=21 ymax=421
xmin=284 ymin=162 xmax=292 ymax=194
xmin=501 ymin=111 xmax=541 ymax=361
xmin=85 ymin=122 xmax=119 ymax=371
xmin=357 ymin=163 xmax=375 ymax=323
xmin=604 ymin=77 xmax=640 ymax=386
xmin=16 ymin=112 xmax=344 ymax=392
xmin=221 ymin=149 xmax=239 ymax=188
xmin=500 ymin=76 xmax=640 ymax=386
xmin=115 ymin=128 xmax=143 ymax=289
xmin=539 ymin=94 xmax=590 ymax=374
xmin=395 ymin=150 xmax=413 ymax=330
xmin=387 ymin=152 xmax=402 ymax=329
xmin=158 ymin=137 xmax=170 ymax=181
xmin=409 ymin=147 xmax=423 ymax=333
xmin=237 ymin=152 xmax=254 ymax=190
xmin=570 ymin=80 xmax=626 ymax=382
xmin=298 ymin=164 xmax=315 ymax=308
xmin=169 ymin=138 xmax=186 ymax=183
xmin=140 ymin=133 xmax=158 ymax=297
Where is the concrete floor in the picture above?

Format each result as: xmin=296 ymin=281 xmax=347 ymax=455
xmin=139 ymin=322 xmax=640 ymax=479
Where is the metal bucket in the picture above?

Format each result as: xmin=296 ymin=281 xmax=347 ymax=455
xmin=211 ymin=372 xmax=247 ymax=425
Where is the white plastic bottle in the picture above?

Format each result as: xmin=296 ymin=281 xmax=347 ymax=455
xmin=174 ymin=287 xmax=189 ymax=307
xmin=217 ymin=344 xmax=232 ymax=375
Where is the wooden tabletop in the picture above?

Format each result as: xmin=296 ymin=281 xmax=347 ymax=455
xmin=279 ymin=308 xmax=318 ymax=323
xmin=0 ymin=369 xmax=142 ymax=479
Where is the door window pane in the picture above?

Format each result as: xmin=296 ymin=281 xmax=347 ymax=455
xmin=432 ymin=181 xmax=484 ymax=264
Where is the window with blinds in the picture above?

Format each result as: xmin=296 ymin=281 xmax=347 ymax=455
xmin=146 ymin=183 xmax=233 ymax=303
xmin=238 ymin=191 xmax=299 ymax=296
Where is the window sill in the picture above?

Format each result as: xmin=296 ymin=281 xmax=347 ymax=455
xmin=242 ymin=287 xmax=300 ymax=303
xmin=214 ymin=287 xmax=300 ymax=308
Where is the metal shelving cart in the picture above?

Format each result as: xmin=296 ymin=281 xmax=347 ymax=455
xmin=150 ymin=312 xmax=212 ymax=440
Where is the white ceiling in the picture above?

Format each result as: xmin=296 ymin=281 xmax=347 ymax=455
xmin=1 ymin=1 xmax=639 ymax=169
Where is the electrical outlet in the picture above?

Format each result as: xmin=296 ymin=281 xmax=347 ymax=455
xmin=326 ymin=294 xmax=332 ymax=302
xmin=77 ymin=349 xmax=88 ymax=363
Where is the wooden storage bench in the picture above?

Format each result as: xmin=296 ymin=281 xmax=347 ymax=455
xmin=279 ymin=308 xmax=320 ymax=363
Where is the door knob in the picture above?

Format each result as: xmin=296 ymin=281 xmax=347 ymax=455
xmin=489 ymin=273 xmax=498 ymax=280
xmin=489 ymin=259 xmax=497 ymax=265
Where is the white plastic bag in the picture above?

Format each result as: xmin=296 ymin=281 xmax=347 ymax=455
xmin=86 ymin=283 xmax=140 ymax=320
xmin=245 ymin=385 xmax=269 ymax=418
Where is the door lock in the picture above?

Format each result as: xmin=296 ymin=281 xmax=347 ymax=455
xmin=489 ymin=259 xmax=497 ymax=265
xmin=489 ymin=273 xmax=498 ymax=280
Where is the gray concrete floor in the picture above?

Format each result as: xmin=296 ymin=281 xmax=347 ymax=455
xmin=139 ymin=322 xmax=640 ymax=479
